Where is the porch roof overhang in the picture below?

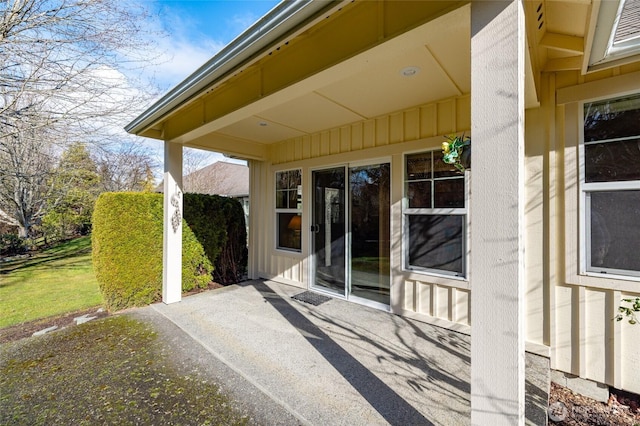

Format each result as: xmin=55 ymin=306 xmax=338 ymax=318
xmin=126 ymin=1 xmax=475 ymax=160
xmin=125 ymin=0 xmax=614 ymax=161
xmin=124 ymin=0 xmax=342 ymax=140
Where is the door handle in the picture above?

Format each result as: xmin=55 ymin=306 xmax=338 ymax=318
xmin=310 ymin=224 xmax=320 ymax=233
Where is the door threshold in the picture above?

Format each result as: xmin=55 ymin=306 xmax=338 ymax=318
xmin=307 ymin=288 xmax=390 ymax=312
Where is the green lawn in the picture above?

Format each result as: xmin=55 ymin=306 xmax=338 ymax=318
xmin=0 ymin=236 xmax=103 ymax=328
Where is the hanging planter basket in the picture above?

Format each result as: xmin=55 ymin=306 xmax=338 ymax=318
xmin=442 ymin=134 xmax=471 ymax=173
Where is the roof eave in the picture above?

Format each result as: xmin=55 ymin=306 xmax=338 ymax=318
xmin=125 ymin=0 xmax=343 ymax=137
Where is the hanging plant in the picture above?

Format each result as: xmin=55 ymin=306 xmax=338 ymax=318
xmin=442 ymin=134 xmax=471 ymax=173
xmin=615 ymin=297 xmax=640 ymax=325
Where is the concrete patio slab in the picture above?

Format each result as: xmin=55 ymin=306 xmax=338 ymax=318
xmin=143 ymin=280 xmax=548 ymax=425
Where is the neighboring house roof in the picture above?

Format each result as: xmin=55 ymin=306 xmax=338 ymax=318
xmin=158 ymin=161 xmax=249 ymax=197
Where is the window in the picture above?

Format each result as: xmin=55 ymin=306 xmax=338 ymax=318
xmin=404 ymin=151 xmax=467 ymax=276
xmin=275 ymin=169 xmax=302 ymax=251
xmin=583 ymin=93 xmax=640 ymax=277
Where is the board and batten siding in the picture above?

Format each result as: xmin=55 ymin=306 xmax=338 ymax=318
xmin=249 ymin=65 xmax=640 ymax=395
xmin=553 ymin=66 xmax=640 ymax=394
xmin=252 ymin=94 xmax=475 ymax=334
xmin=268 ymin=96 xmax=470 ymax=165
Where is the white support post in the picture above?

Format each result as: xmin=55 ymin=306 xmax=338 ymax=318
xmin=247 ymin=159 xmax=260 ymax=280
xmin=163 ymin=141 xmax=183 ymax=304
xmin=470 ymin=1 xmax=526 ymax=425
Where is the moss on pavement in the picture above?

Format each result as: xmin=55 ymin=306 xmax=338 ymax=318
xmin=0 ymin=315 xmax=249 ymax=425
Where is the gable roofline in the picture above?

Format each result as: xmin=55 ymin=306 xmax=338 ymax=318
xmin=125 ymin=0 xmax=342 ymax=136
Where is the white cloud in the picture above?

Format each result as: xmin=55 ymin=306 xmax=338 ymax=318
xmin=228 ymin=11 xmax=263 ymax=37
xmin=151 ymin=37 xmax=225 ymax=91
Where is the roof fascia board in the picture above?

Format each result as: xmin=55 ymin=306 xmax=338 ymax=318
xmin=125 ymin=0 xmax=344 ymax=136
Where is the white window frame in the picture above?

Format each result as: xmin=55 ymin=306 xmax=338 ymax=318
xmin=558 ymin=73 xmax=640 ymax=292
xmin=402 ymin=150 xmax=469 ymax=278
xmin=274 ymin=168 xmax=302 ymax=253
xmin=580 ymin=94 xmax=640 ymax=279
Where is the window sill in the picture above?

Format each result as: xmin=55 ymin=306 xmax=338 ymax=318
xmin=274 ymin=248 xmax=305 ymax=258
xmin=566 ymin=272 xmax=640 ymax=293
xmin=402 ymin=269 xmax=470 ymax=290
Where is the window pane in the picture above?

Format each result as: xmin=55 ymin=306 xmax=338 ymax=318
xmin=589 ymin=191 xmax=640 ymax=272
xmin=585 ymin=138 xmax=640 ymax=182
xmin=434 ymin=179 xmax=465 ymax=208
xmin=289 ymin=169 xmax=301 ymax=188
xmin=584 ymin=94 xmax=640 ymax=141
xmin=276 ymin=191 xmax=287 ymax=208
xmin=277 ymin=212 xmax=302 ymax=251
xmin=288 ymin=190 xmax=298 ymax=209
xmin=407 ymin=215 xmax=463 ymax=274
xmin=433 ymin=152 xmax=461 ymax=178
xmin=406 ymin=153 xmax=431 ymax=180
xmin=407 ymin=181 xmax=432 ymax=208
xmin=276 ymin=172 xmax=289 ymax=190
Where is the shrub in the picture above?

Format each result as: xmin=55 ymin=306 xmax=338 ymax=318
xmin=183 ymin=194 xmax=247 ymax=284
xmin=0 ymin=234 xmax=27 ymax=257
xmin=92 ymin=193 xmax=213 ymax=311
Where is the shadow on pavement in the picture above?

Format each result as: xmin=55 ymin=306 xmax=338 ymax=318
xmin=253 ymin=281 xmax=434 ymax=426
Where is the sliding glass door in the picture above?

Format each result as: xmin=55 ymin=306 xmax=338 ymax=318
xmin=349 ymin=164 xmax=390 ymax=305
xmin=311 ymin=167 xmax=346 ymax=295
xmin=311 ymin=163 xmax=390 ymax=306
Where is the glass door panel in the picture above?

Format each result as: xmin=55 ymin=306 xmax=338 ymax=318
xmin=349 ymin=164 xmax=390 ymax=305
xmin=311 ymin=167 xmax=346 ymax=296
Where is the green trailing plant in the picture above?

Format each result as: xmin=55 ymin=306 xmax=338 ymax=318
xmin=615 ymin=297 xmax=640 ymax=325
xmin=442 ymin=134 xmax=471 ymax=173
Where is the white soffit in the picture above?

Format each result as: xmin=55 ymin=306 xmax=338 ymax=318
xmin=315 ymin=4 xmax=469 ymax=119
xmin=256 ymin=92 xmax=365 ymax=133
xmin=216 ymin=116 xmax=306 ymax=143
xmin=589 ymin=0 xmax=640 ymax=69
xmin=192 ymin=4 xmax=471 ymax=145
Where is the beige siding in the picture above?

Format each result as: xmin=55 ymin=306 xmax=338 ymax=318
xmin=553 ymin=68 xmax=640 ymax=394
xmin=620 ymin=297 xmax=640 ymax=391
xmin=525 ymin=104 xmax=549 ymax=349
xmin=402 ymin=282 xmax=472 ymax=326
xmin=256 ymin=95 xmax=472 ymax=331
xmin=249 ymin=65 xmax=640 ymax=395
xmin=270 ymin=96 xmax=470 ymax=165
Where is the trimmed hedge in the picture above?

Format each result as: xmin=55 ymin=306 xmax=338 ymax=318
xmin=183 ymin=193 xmax=247 ymax=284
xmin=92 ymin=193 xmax=213 ymax=311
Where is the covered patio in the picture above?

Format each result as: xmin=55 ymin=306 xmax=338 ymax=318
xmin=127 ymin=0 xmax=640 ymax=422
xmin=147 ymin=279 xmax=549 ymax=425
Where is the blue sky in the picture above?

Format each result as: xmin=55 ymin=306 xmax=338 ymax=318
xmin=127 ymin=1 xmax=280 ymax=168
xmin=145 ymin=0 xmax=280 ymax=90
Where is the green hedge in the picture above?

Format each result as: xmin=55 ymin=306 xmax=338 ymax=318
xmin=0 ymin=234 xmax=27 ymax=257
xmin=183 ymin=193 xmax=247 ymax=284
xmin=92 ymin=193 xmax=213 ymax=311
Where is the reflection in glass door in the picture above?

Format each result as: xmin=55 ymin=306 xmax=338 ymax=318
xmin=311 ymin=167 xmax=346 ymax=295
xmin=311 ymin=163 xmax=391 ymax=306
xmin=349 ymin=164 xmax=390 ymax=306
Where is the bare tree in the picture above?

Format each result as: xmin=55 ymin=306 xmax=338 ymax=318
xmin=181 ymin=149 xmax=233 ymax=195
xmin=0 ymin=0 xmax=163 ymax=236
xmin=94 ymin=142 xmax=157 ymax=192
xmin=0 ymin=124 xmax=56 ymax=237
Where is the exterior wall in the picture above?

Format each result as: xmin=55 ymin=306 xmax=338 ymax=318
xmin=549 ymin=65 xmax=640 ymax=394
xmin=251 ymin=95 xmax=473 ymax=332
xmin=249 ymin=63 xmax=640 ymax=395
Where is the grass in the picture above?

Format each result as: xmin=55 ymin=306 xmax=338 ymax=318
xmin=0 ymin=315 xmax=249 ymax=425
xmin=0 ymin=236 xmax=103 ymax=328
